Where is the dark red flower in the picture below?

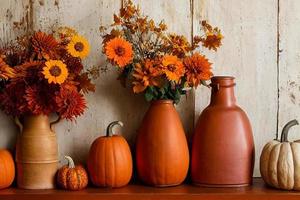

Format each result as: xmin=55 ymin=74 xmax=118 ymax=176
xmin=31 ymin=31 xmax=59 ymax=60
xmin=0 ymin=82 xmax=28 ymax=117
xmin=25 ymin=85 xmax=57 ymax=115
xmin=75 ymin=73 xmax=95 ymax=93
xmin=63 ymin=55 xmax=83 ymax=75
xmin=55 ymin=89 xmax=86 ymax=121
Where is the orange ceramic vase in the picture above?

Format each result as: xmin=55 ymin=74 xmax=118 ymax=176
xmin=15 ymin=114 xmax=59 ymax=189
xmin=191 ymin=76 xmax=254 ymax=187
xmin=136 ymin=100 xmax=189 ymax=187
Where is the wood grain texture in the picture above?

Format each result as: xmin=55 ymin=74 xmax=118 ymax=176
xmin=193 ymin=0 xmax=278 ymax=177
xmin=19 ymin=0 xmax=194 ymax=166
xmin=1 ymin=179 xmax=300 ymax=200
xmin=0 ymin=0 xmax=32 ymax=150
xmin=278 ymin=0 xmax=300 ymax=142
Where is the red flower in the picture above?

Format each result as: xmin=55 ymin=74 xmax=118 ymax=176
xmin=25 ymin=85 xmax=57 ymax=115
xmin=59 ymin=49 xmax=83 ymax=75
xmin=0 ymin=82 xmax=28 ymax=117
xmin=31 ymin=31 xmax=58 ymax=60
xmin=55 ymin=89 xmax=86 ymax=121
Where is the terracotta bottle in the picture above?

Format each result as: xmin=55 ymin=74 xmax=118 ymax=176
xmin=15 ymin=114 xmax=59 ymax=189
xmin=136 ymin=100 xmax=189 ymax=187
xmin=191 ymin=76 xmax=254 ymax=187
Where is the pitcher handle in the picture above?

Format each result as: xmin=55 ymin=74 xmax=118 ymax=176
xmin=50 ymin=116 xmax=61 ymax=132
xmin=14 ymin=117 xmax=23 ymax=132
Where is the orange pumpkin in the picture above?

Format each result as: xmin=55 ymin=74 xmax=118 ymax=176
xmin=56 ymin=156 xmax=88 ymax=190
xmin=0 ymin=149 xmax=15 ymax=189
xmin=87 ymin=121 xmax=132 ymax=188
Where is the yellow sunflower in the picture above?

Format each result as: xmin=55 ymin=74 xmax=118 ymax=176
xmin=66 ymin=35 xmax=90 ymax=59
xmin=42 ymin=60 xmax=68 ymax=84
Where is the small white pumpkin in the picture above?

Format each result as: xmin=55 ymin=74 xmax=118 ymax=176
xmin=260 ymin=119 xmax=300 ymax=190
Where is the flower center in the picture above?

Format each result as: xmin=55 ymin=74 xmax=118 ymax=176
xmin=49 ymin=66 xmax=62 ymax=77
xmin=193 ymin=68 xmax=201 ymax=74
xmin=74 ymin=42 xmax=84 ymax=52
xmin=167 ymin=64 xmax=176 ymax=72
xmin=115 ymin=46 xmax=125 ymax=56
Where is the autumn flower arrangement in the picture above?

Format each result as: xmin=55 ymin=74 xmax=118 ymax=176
xmin=0 ymin=27 xmax=96 ymax=121
xmin=101 ymin=0 xmax=223 ymax=103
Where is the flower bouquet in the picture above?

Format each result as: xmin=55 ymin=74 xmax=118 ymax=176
xmin=101 ymin=0 xmax=223 ymax=103
xmin=0 ymin=27 xmax=96 ymax=189
xmin=0 ymin=27 xmax=95 ymax=121
xmin=100 ymin=0 xmax=223 ymax=187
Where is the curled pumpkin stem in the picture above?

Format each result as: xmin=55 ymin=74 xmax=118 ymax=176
xmin=280 ymin=119 xmax=299 ymax=142
xmin=106 ymin=121 xmax=124 ymax=137
xmin=64 ymin=156 xmax=75 ymax=168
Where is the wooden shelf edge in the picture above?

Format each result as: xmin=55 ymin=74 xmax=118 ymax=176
xmin=1 ymin=178 xmax=300 ymax=200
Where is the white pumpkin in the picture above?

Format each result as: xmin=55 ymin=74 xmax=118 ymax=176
xmin=260 ymin=119 xmax=300 ymax=190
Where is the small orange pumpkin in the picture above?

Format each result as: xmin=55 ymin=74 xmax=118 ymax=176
xmin=87 ymin=121 xmax=132 ymax=188
xmin=56 ymin=156 xmax=88 ymax=190
xmin=0 ymin=149 xmax=15 ymax=189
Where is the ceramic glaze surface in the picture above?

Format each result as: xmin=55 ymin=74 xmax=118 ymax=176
xmin=136 ymin=100 xmax=189 ymax=187
xmin=192 ymin=77 xmax=255 ymax=186
xmin=16 ymin=115 xmax=58 ymax=189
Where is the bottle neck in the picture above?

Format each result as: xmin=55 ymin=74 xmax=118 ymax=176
xmin=210 ymin=86 xmax=236 ymax=107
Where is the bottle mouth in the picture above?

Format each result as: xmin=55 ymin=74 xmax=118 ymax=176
xmin=211 ymin=76 xmax=235 ymax=87
xmin=151 ymin=99 xmax=173 ymax=105
xmin=211 ymin=76 xmax=235 ymax=80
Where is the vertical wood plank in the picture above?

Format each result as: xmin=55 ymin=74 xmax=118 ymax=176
xmin=31 ymin=0 xmax=194 ymax=165
xmin=0 ymin=0 xmax=31 ymax=150
xmin=278 ymin=0 xmax=300 ymax=142
xmin=193 ymin=0 xmax=278 ymax=176
xmin=131 ymin=0 xmax=195 ymax=138
xmin=34 ymin=0 xmax=193 ymax=165
xmin=32 ymin=0 xmax=139 ymax=164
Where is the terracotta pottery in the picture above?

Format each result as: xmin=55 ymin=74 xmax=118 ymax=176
xmin=191 ymin=76 xmax=254 ymax=187
xmin=15 ymin=114 xmax=59 ymax=189
xmin=136 ymin=100 xmax=189 ymax=187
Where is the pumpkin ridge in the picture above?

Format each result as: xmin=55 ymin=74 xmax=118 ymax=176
xmin=94 ymin=141 xmax=100 ymax=185
xmin=103 ymin=139 xmax=107 ymax=186
xmin=266 ymin=142 xmax=278 ymax=186
xmin=276 ymin=144 xmax=282 ymax=189
xmin=0 ymin=154 xmax=6 ymax=187
xmin=112 ymin=139 xmax=117 ymax=187
xmin=268 ymin=144 xmax=280 ymax=188
xmin=288 ymin=143 xmax=295 ymax=189
xmin=291 ymin=143 xmax=297 ymax=190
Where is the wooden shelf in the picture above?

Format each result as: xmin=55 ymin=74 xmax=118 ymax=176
xmin=1 ymin=178 xmax=300 ymax=200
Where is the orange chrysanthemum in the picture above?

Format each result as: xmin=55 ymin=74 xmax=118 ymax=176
xmin=55 ymin=89 xmax=87 ymax=121
xmin=161 ymin=55 xmax=184 ymax=83
xmin=183 ymin=53 xmax=212 ymax=87
xmin=0 ymin=56 xmax=16 ymax=80
xmin=132 ymin=59 xmax=162 ymax=93
xmin=31 ymin=31 xmax=58 ymax=60
xmin=105 ymin=37 xmax=133 ymax=67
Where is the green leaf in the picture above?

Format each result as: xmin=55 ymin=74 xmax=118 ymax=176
xmin=145 ymin=91 xmax=153 ymax=102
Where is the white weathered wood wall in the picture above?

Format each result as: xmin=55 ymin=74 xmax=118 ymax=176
xmin=0 ymin=0 xmax=298 ymax=177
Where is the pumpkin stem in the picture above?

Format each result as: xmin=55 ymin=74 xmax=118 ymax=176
xmin=106 ymin=121 xmax=123 ymax=137
xmin=280 ymin=119 xmax=299 ymax=142
xmin=64 ymin=156 xmax=75 ymax=168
